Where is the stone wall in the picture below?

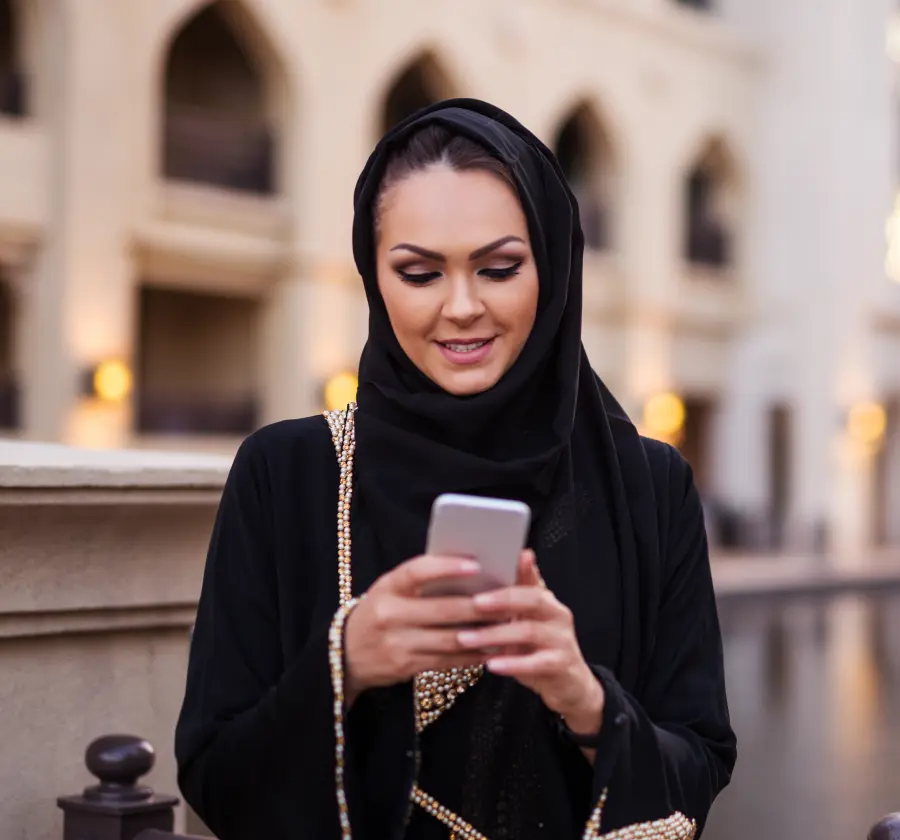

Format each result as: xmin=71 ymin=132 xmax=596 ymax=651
xmin=0 ymin=440 xmax=230 ymax=840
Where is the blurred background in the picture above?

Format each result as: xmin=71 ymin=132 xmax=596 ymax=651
xmin=0 ymin=0 xmax=899 ymax=838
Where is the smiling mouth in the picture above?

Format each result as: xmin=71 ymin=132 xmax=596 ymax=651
xmin=437 ymin=339 xmax=494 ymax=353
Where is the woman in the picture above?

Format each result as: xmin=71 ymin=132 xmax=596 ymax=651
xmin=175 ymin=100 xmax=736 ymax=840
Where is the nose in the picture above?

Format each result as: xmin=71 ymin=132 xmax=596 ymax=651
xmin=442 ymin=274 xmax=486 ymax=325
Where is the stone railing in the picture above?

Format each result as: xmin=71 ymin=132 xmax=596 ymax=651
xmin=55 ymin=735 xmax=900 ymax=840
xmin=3 ymin=439 xmax=899 ymax=840
xmin=0 ymin=440 xmax=231 ymax=840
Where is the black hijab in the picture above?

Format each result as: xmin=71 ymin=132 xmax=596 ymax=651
xmin=351 ymin=100 xmax=663 ymax=835
xmin=352 ymin=98 xmax=658 ymax=674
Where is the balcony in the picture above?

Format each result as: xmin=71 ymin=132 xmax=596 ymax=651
xmin=0 ymin=378 xmax=18 ymax=429
xmin=674 ymin=0 xmax=714 ymax=10
xmin=163 ymin=110 xmax=274 ymax=195
xmin=0 ymin=69 xmax=25 ymax=117
xmin=136 ymin=395 xmax=258 ymax=437
xmin=686 ymin=221 xmax=731 ymax=269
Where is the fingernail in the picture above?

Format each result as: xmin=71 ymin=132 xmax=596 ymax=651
xmin=486 ymin=658 xmax=510 ymax=673
xmin=474 ymin=592 xmax=498 ymax=607
xmin=460 ymin=560 xmax=481 ymax=573
xmin=458 ymin=631 xmax=481 ymax=647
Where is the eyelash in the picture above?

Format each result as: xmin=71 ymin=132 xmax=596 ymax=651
xmin=398 ymin=261 xmax=524 ymax=286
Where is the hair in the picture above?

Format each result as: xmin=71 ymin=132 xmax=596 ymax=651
xmin=375 ymin=124 xmax=516 ymax=233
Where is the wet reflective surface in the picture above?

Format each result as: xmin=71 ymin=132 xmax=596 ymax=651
xmin=705 ymin=593 xmax=900 ymax=840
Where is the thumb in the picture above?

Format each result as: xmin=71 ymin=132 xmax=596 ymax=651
xmin=516 ymin=549 xmax=542 ymax=587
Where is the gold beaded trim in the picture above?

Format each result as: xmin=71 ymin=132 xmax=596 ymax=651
xmin=328 ymin=596 xmax=361 ymax=840
xmin=325 ymin=405 xmax=357 ymax=607
xmin=323 ymin=404 xmax=696 ymax=840
xmin=590 ymin=811 xmax=696 ymax=839
xmin=411 ymin=787 xmax=490 ymax=840
xmin=414 ymin=666 xmax=483 ymax=732
xmin=325 ymin=405 xmax=483 ymax=733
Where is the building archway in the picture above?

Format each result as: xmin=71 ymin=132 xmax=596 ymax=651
xmin=552 ymin=101 xmax=616 ymax=251
xmin=683 ymin=136 xmax=740 ymax=269
xmin=161 ymin=1 xmax=282 ymax=193
xmin=0 ymin=0 xmax=25 ymax=116
xmin=380 ymin=51 xmax=456 ymax=135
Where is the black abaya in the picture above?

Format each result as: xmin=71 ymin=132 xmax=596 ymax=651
xmin=174 ymin=416 xmax=734 ymax=838
xmin=174 ymin=100 xmax=736 ymax=839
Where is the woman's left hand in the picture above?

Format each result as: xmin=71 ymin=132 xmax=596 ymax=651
xmin=458 ymin=550 xmax=605 ymax=739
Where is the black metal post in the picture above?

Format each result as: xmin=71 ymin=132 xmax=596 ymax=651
xmin=57 ymin=735 xmax=179 ymax=840
xmin=869 ymin=814 xmax=900 ymax=840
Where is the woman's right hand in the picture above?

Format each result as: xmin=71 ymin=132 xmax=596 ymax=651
xmin=343 ymin=555 xmax=487 ymax=703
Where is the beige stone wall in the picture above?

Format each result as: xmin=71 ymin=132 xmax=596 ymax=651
xmin=0 ymin=440 xmax=230 ymax=840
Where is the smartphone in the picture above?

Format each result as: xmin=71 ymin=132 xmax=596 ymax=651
xmin=419 ymin=493 xmax=532 ymax=598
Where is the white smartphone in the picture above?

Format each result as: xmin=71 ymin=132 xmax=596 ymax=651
xmin=420 ymin=493 xmax=532 ymax=598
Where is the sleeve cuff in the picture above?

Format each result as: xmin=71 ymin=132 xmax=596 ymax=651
xmin=587 ymin=663 xmax=631 ymax=793
xmin=578 ymin=664 xmax=631 ymax=838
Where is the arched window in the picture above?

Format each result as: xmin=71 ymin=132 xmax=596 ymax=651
xmin=381 ymin=53 xmax=453 ymax=135
xmin=553 ymin=103 xmax=615 ymax=251
xmin=0 ymin=0 xmax=25 ymax=117
xmin=163 ymin=2 xmax=275 ymax=193
xmin=684 ymin=138 xmax=737 ymax=269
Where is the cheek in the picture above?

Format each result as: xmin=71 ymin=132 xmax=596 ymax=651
xmin=504 ymin=275 xmax=539 ymax=342
xmin=378 ymin=275 xmax=434 ymax=340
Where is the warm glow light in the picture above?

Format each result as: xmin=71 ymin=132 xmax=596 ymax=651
xmin=92 ymin=360 xmax=133 ymax=403
xmin=643 ymin=392 xmax=686 ymax=440
xmin=888 ymin=17 xmax=900 ymax=62
xmin=324 ymin=371 xmax=358 ymax=411
xmin=885 ymin=194 xmax=900 ymax=283
xmin=846 ymin=401 xmax=887 ymax=447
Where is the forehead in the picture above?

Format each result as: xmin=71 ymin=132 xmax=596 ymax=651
xmin=378 ymin=167 xmax=529 ymax=249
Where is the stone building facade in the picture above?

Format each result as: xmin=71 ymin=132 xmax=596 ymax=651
xmin=0 ymin=0 xmax=897 ymax=552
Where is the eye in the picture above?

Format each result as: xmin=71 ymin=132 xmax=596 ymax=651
xmin=480 ymin=260 xmax=524 ymax=281
xmin=397 ymin=269 xmax=442 ymax=286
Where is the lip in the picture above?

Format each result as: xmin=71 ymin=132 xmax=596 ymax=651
xmin=435 ymin=337 xmax=496 ymax=366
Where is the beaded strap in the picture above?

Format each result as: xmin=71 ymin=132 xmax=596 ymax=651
xmin=322 ymin=404 xmax=696 ymax=840
xmin=328 ymin=597 xmax=361 ymax=840
xmin=323 ymin=404 xmax=488 ymax=839
xmin=325 ymin=405 xmax=356 ymax=607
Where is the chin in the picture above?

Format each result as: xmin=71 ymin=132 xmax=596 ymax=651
xmin=436 ymin=369 xmax=503 ymax=396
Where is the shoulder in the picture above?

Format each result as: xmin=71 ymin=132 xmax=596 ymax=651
xmin=638 ymin=436 xmax=695 ymax=506
xmin=638 ymin=436 xmax=703 ymax=549
xmin=226 ymin=415 xmax=335 ymax=488
xmin=243 ymin=415 xmax=332 ymax=458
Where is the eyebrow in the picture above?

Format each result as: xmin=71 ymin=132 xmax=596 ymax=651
xmin=389 ymin=235 xmax=526 ymax=262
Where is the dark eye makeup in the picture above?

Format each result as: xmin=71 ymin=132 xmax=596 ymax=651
xmin=396 ymin=260 xmax=524 ymax=286
xmin=480 ymin=261 xmax=523 ymax=280
xmin=397 ymin=269 xmax=442 ymax=285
